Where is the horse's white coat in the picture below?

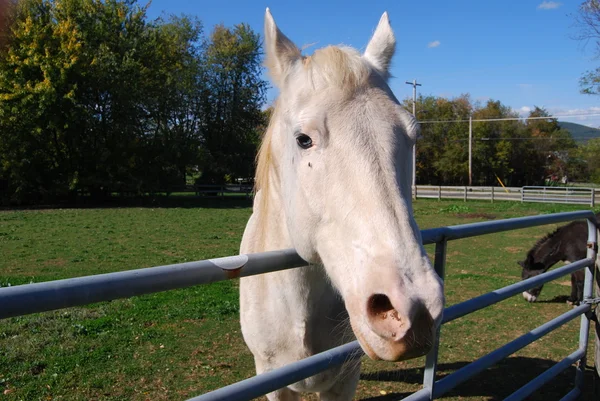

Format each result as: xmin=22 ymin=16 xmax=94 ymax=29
xmin=239 ymin=9 xmax=445 ymax=400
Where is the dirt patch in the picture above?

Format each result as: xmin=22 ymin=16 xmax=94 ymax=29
xmin=504 ymin=247 xmax=524 ymax=254
xmin=456 ymin=213 xmax=497 ymax=219
xmin=42 ymin=258 xmax=67 ymax=267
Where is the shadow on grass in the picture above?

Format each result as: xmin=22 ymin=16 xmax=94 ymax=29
xmin=360 ymin=356 xmax=597 ymax=400
xmin=538 ymin=295 xmax=572 ymax=304
xmin=1 ymin=194 xmax=253 ymax=211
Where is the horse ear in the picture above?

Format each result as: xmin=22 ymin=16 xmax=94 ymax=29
xmin=264 ymin=8 xmax=301 ymax=88
xmin=363 ymin=12 xmax=396 ymax=80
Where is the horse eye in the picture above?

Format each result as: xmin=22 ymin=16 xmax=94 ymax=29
xmin=296 ymin=134 xmax=313 ymax=149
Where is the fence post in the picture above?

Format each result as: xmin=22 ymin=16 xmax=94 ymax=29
xmin=463 ymin=186 xmax=467 ymax=202
xmin=591 ymin=189 xmax=595 ymax=208
xmin=543 ymin=187 xmax=546 ymax=203
xmin=521 ymin=188 xmax=524 ymax=203
xmin=438 ymin=186 xmax=441 ymax=201
xmin=423 ymin=239 xmax=447 ymax=400
xmin=575 ymin=217 xmax=598 ymax=394
xmin=595 ymin=265 xmax=600 ymax=399
xmin=595 ymin=245 xmax=600 ymax=399
xmin=491 ymin=186 xmax=494 ymax=203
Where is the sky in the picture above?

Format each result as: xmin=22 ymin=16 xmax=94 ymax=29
xmin=146 ymin=0 xmax=600 ymax=128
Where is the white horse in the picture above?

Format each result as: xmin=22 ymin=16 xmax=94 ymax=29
xmin=240 ymin=9 xmax=445 ymax=401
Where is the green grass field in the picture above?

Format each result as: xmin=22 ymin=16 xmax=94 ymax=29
xmin=0 ymin=198 xmax=598 ymax=400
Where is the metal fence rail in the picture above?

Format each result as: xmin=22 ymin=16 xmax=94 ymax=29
xmin=2 ymin=211 xmax=592 ymax=320
xmin=190 ymin=257 xmax=595 ymax=401
xmin=0 ymin=250 xmax=306 ymax=320
xmin=0 ymin=210 xmax=597 ymax=401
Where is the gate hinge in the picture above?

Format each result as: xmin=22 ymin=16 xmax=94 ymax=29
xmin=584 ymin=297 xmax=600 ymax=322
xmin=583 ymin=297 xmax=600 ymax=305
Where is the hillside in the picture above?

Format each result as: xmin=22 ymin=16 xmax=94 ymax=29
xmin=558 ymin=121 xmax=600 ymax=144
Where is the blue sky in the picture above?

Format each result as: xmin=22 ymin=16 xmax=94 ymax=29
xmin=146 ymin=1 xmax=600 ymax=128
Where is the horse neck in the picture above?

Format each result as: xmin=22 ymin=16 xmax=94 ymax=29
xmin=250 ymin=168 xmax=332 ymax=295
xmin=534 ymin=236 xmax=565 ymax=270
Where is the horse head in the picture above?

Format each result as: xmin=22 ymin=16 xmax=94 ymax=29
xmin=260 ymin=9 xmax=444 ymax=361
xmin=518 ymin=247 xmax=552 ymax=302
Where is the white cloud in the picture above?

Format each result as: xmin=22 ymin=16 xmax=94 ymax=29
xmin=537 ymin=1 xmax=561 ymax=10
xmin=548 ymin=106 xmax=600 ymax=118
xmin=515 ymin=106 xmax=600 ymax=128
xmin=518 ymin=83 xmax=533 ymax=89
xmin=427 ymin=40 xmax=441 ymax=48
xmin=546 ymin=106 xmax=600 ymax=128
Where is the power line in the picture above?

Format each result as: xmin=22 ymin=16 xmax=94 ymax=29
xmin=417 ymin=113 xmax=600 ymax=124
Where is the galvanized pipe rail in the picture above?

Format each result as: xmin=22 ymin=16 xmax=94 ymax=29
xmin=0 ymin=210 xmax=597 ymax=400
xmin=0 ymin=250 xmax=306 ymax=320
xmin=189 ymin=258 xmax=594 ymax=401
xmin=1 ymin=211 xmax=592 ymax=320
xmin=191 ymin=210 xmax=598 ymax=401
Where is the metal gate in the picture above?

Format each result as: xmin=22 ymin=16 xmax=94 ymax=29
xmin=522 ymin=186 xmax=596 ymax=207
xmin=1 ymin=211 xmax=598 ymax=400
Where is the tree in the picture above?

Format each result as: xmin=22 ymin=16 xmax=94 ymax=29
xmin=0 ymin=0 xmax=213 ymax=202
xmin=525 ymin=107 xmax=576 ymax=183
xmin=405 ymin=96 xmax=579 ymax=187
xmin=573 ymin=1 xmax=600 ymax=94
xmin=578 ymin=137 xmax=600 ymax=182
xmin=403 ymin=94 xmax=472 ymax=185
xmin=136 ymin=15 xmax=206 ymax=193
xmin=199 ymin=23 xmax=268 ymax=183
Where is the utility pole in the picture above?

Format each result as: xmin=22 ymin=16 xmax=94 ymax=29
xmin=468 ymin=115 xmax=472 ymax=186
xmin=405 ymin=79 xmax=421 ymax=199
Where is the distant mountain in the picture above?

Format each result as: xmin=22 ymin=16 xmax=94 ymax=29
xmin=558 ymin=121 xmax=600 ymax=144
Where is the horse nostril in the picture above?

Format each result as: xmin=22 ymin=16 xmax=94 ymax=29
xmin=367 ymin=294 xmax=395 ymax=320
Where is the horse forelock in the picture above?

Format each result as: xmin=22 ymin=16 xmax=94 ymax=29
xmin=303 ymin=46 xmax=373 ymax=95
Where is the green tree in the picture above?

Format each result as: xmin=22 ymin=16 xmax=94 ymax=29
xmin=199 ymin=23 xmax=267 ymax=183
xmin=137 ymin=15 xmax=206 ymax=193
xmin=0 ymin=0 xmax=211 ymax=202
xmin=407 ymin=96 xmax=570 ymax=187
xmin=526 ymin=107 xmax=576 ymax=183
xmin=579 ymin=138 xmax=600 ymax=182
xmin=404 ymin=94 xmax=472 ymax=185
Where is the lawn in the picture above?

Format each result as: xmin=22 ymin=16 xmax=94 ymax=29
xmin=0 ymin=197 xmax=598 ymax=400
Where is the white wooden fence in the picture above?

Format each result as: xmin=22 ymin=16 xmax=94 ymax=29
xmin=414 ymin=185 xmax=597 ymax=206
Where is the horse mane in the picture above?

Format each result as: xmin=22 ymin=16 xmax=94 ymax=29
xmin=525 ymin=216 xmax=595 ymax=262
xmin=255 ymin=102 xmax=277 ymax=195
xmin=526 ymin=227 xmax=561 ymax=260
